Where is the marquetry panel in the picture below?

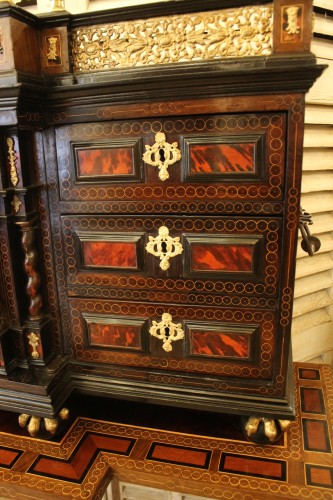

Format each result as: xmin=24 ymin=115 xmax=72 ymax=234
xmin=61 ymin=215 xmax=282 ymax=298
xmin=55 ymin=112 xmax=286 ymax=206
xmin=1 ymin=363 xmax=333 ymax=500
xmin=68 ymin=297 xmax=277 ymax=381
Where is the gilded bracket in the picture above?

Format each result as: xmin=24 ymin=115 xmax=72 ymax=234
xmin=149 ymin=312 xmax=184 ymax=352
xmin=145 ymin=225 xmax=183 ymax=271
xmin=6 ymin=137 xmax=19 ymax=187
xmin=143 ymin=132 xmax=181 ymax=181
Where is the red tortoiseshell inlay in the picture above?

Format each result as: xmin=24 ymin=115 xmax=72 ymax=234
xmin=30 ymin=434 xmax=135 ymax=481
xmin=306 ymin=465 xmax=333 ymax=488
xmin=147 ymin=443 xmax=211 ymax=469
xmin=220 ymin=454 xmax=286 ymax=480
xmin=83 ymin=241 xmax=137 ymax=268
xmin=192 ymin=244 xmax=252 ymax=272
xmin=0 ymin=447 xmax=22 ymax=467
xmin=77 ymin=147 xmax=133 ymax=176
xmin=88 ymin=322 xmax=142 ymax=350
xmin=299 ymin=368 xmax=320 ymax=380
xmin=190 ymin=330 xmax=250 ymax=358
xmin=301 ymin=388 xmax=325 ymax=414
xmin=189 ymin=143 xmax=255 ymax=174
xmin=303 ymin=419 xmax=332 ymax=453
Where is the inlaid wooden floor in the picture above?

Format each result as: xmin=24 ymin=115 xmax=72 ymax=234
xmin=0 ymin=362 xmax=332 ymax=499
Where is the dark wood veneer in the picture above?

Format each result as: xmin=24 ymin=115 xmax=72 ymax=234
xmin=0 ymin=0 xmax=325 ymax=422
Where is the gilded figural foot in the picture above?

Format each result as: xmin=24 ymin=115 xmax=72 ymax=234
xmin=243 ymin=416 xmax=291 ymax=444
xmin=18 ymin=408 xmax=69 ymax=438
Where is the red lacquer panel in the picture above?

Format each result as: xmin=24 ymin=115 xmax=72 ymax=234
xmin=82 ymin=241 xmax=137 ymax=268
xmin=88 ymin=323 xmax=142 ymax=349
xmin=189 ymin=143 xmax=255 ymax=174
xmin=77 ymin=147 xmax=133 ymax=176
xmin=192 ymin=244 xmax=253 ymax=272
xmin=190 ymin=330 xmax=250 ymax=358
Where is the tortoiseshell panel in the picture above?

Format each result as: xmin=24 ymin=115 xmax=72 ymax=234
xmin=76 ymin=147 xmax=134 ymax=177
xmin=191 ymin=244 xmax=253 ymax=273
xmin=189 ymin=143 xmax=255 ymax=174
xmin=82 ymin=241 xmax=137 ymax=269
xmin=56 ymin=112 xmax=286 ymax=205
xmin=88 ymin=322 xmax=142 ymax=350
xmin=190 ymin=330 xmax=250 ymax=359
xmin=84 ymin=313 xmax=147 ymax=352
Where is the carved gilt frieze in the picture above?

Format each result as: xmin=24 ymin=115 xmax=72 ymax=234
xmin=72 ymin=5 xmax=273 ymax=72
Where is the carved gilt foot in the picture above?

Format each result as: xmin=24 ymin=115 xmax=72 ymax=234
xmin=242 ymin=416 xmax=291 ymax=444
xmin=18 ymin=408 xmax=69 ymax=439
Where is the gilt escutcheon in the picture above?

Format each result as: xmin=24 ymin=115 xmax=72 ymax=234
xmin=149 ymin=313 xmax=184 ymax=352
xmin=145 ymin=226 xmax=183 ymax=270
xmin=142 ymin=132 xmax=181 ymax=181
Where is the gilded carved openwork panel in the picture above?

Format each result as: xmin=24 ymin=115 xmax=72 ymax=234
xmin=71 ymin=5 xmax=273 ymax=72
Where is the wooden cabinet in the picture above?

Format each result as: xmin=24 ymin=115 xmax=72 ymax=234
xmin=0 ymin=0 xmax=325 ymax=439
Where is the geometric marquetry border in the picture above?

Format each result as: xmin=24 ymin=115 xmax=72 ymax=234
xmin=0 ymin=363 xmax=332 ymax=499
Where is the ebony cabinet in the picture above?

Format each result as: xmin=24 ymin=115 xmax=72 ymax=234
xmin=0 ymin=0 xmax=325 ymax=441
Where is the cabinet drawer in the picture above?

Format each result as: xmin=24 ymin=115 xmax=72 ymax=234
xmin=69 ymin=298 xmax=277 ymax=381
xmin=62 ymin=215 xmax=282 ymax=298
xmin=56 ymin=112 xmax=286 ymax=209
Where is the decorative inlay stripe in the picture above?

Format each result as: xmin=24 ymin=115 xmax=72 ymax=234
xmin=219 ymin=453 xmax=287 ymax=481
xmin=146 ymin=442 xmax=211 ymax=469
xmin=72 ymin=6 xmax=273 ymax=72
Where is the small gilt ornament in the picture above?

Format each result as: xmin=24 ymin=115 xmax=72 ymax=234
xmin=6 ymin=137 xmax=19 ymax=187
xmin=50 ymin=0 xmax=65 ymax=11
xmin=11 ymin=195 xmax=21 ymax=213
xmin=47 ymin=36 xmax=58 ymax=60
xmin=285 ymin=6 xmax=300 ymax=35
xmin=27 ymin=332 xmax=40 ymax=360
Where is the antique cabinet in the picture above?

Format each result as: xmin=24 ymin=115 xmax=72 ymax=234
xmin=0 ymin=0 xmax=324 ymax=442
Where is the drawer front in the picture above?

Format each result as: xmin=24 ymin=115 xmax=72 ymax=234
xmin=62 ymin=215 xmax=282 ymax=298
xmin=69 ymin=298 xmax=276 ymax=382
xmin=56 ymin=112 xmax=286 ymax=207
